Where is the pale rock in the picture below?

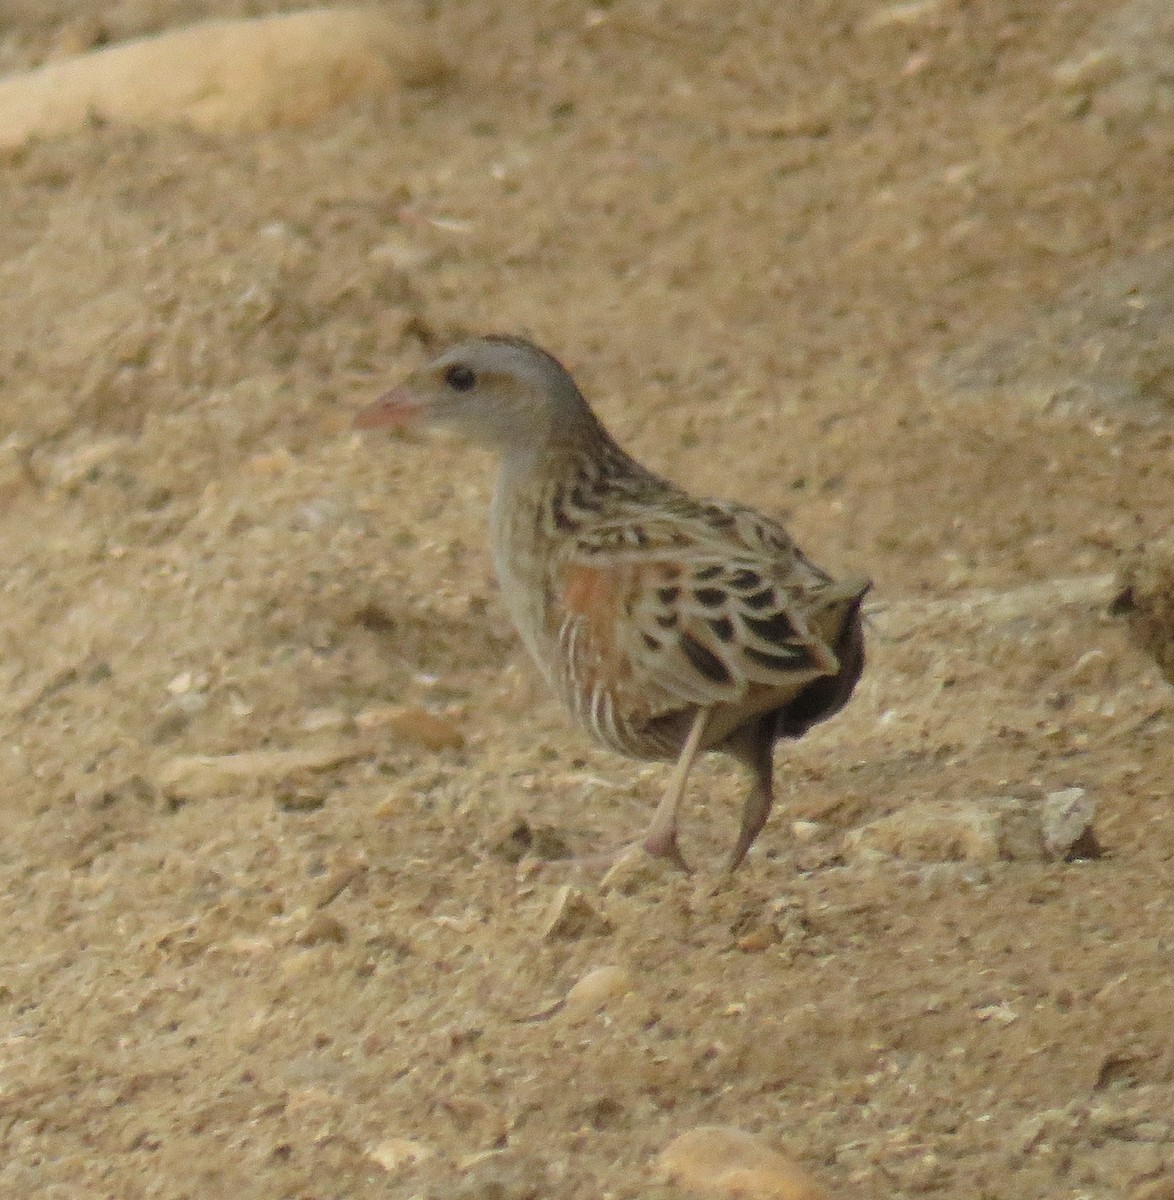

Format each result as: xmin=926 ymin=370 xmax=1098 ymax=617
xmin=598 ymin=843 xmax=673 ymax=894
xmin=791 ymin=820 xmax=823 ymax=843
xmin=538 ymin=885 xmax=613 ymax=941
xmin=355 ymin=703 xmax=465 ymax=751
xmin=294 ymin=913 xmax=348 ymax=946
xmin=301 ymin=707 xmax=349 ymax=732
xmin=860 ymin=0 xmax=946 ymax=32
xmin=1052 ymin=49 xmax=1125 ymax=92
xmin=845 ymin=792 xmax=1097 ymax=864
xmin=1041 ymin=788 xmax=1097 ymax=860
xmin=370 ymin=237 xmax=440 ymax=272
xmin=157 ymin=742 xmax=365 ymax=799
xmin=367 ymin=1137 xmax=433 ymax=1173
xmin=313 ymin=858 xmax=369 ymax=909
xmin=657 ymin=1126 xmax=834 ymax=1199
xmin=736 ymin=925 xmax=781 ymax=953
xmin=562 ymin=965 xmax=636 ymax=1020
xmin=0 ymin=8 xmax=448 ymax=149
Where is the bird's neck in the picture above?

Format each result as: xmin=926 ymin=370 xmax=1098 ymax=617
xmin=493 ymin=411 xmax=616 ymax=513
xmin=487 ymin=435 xmax=588 ymax=682
xmin=490 ymin=418 xmax=622 ymax=574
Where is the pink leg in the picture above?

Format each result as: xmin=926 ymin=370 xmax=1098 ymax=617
xmin=642 ymin=707 xmax=710 ymax=873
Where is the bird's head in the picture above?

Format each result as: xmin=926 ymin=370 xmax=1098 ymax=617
xmin=355 ymin=335 xmax=594 ymax=449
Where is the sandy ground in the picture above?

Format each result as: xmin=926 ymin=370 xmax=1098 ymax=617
xmin=2 ymin=2 xmax=1174 ymax=1197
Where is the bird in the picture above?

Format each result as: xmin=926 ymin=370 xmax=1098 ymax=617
xmin=356 ymin=335 xmax=870 ymax=871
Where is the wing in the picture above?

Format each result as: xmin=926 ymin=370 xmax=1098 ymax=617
xmin=613 ymin=553 xmax=842 ymax=706
xmin=553 ymin=494 xmax=860 ymax=719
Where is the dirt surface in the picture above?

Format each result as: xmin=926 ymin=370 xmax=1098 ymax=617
xmin=2 ymin=2 xmax=1174 ymax=1198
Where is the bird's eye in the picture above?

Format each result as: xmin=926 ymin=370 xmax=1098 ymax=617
xmin=444 ymin=364 xmax=476 ymax=392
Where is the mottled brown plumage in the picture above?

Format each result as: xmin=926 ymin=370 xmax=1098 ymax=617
xmin=357 ymin=335 xmax=869 ymax=870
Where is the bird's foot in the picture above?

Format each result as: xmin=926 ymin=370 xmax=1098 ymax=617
xmin=641 ymin=828 xmax=693 ymax=874
xmin=512 ymin=828 xmax=692 ymax=888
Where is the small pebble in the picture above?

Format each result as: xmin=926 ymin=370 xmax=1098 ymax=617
xmin=294 ymin=913 xmax=347 ymax=946
xmin=735 ymin=925 xmax=780 ymax=953
xmin=247 ymin=448 xmax=295 ymax=476
xmin=369 ymin=237 xmax=439 ymax=271
xmin=367 ymin=1137 xmax=433 ymax=1173
xmin=860 ymin=0 xmax=945 ymax=31
xmin=281 ymin=949 xmax=332 ymax=980
xmin=313 ymin=858 xmax=369 ymax=908
xmin=1052 ymin=49 xmax=1123 ymax=93
xmin=157 ymin=743 xmax=365 ymax=799
xmin=276 ymin=786 xmax=328 ymax=813
xmin=790 ymin=820 xmax=822 ymax=843
xmin=538 ymin=885 xmax=613 ymax=941
xmin=355 ymin=703 xmax=465 ymax=751
xmin=1041 ymin=787 xmax=1099 ymax=860
xmin=598 ymin=844 xmax=672 ymax=894
xmin=301 ymin=707 xmax=349 ymax=732
xmin=227 ymin=935 xmax=276 ymax=956
xmin=562 ymin=964 xmax=635 ymax=1020
xmin=657 ymin=1126 xmax=833 ymax=1199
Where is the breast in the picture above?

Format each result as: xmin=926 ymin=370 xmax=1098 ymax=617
xmin=489 ymin=475 xmax=561 ymax=690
